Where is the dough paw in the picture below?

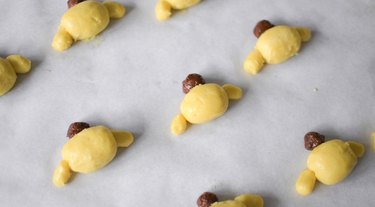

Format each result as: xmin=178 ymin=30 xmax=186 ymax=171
xmin=155 ymin=0 xmax=172 ymax=21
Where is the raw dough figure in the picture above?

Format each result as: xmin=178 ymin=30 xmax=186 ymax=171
xmin=197 ymin=192 xmax=264 ymax=207
xmin=295 ymin=132 xmax=365 ymax=196
xmin=52 ymin=0 xmax=126 ymax=51
xmin=171 ymin=74 xmax=242 ymax=135
xmin=53 ymin=124 xmax=134 ymax=187
xmin=244 ymin=20 xmax=311 ymax=75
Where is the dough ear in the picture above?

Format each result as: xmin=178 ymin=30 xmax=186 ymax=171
xmin=155 ymin=0 xmax=172 ymax=21
xmin=244 ymin=49 xmax=265 ymax=75
xmin=112 ymin=130 xmax=134 ymax=147
xmin=296 ymin=27 xmax=312 ymax=42
xmin=103 ymin=1 xmax=126 ymax=19
xmin=295 ymin=169 xmax=316 ymax=196
xmin=6 ymin=55 xmax=31 ymax=74
xmin=347 ymin=141 xmax=365 ymax=158
xmin=222 ymin=84 xmax=243 ymax=100
xmin=53 ymin=160 xmax=72 ymax=187
xmin=52 ymin=27 xmax=74 ymax=51
xmin=171 ymin=114 xmax=188 ymax=135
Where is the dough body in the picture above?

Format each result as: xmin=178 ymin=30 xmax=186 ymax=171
xmin=307 ymin=139 xmax=357 ymax=185
xmin=60 ymin=1 xmax=110 ymax=40
xmin=0 ymin=58 xmax=17 ymax=96
xmin=61 ymin=126 xmax=117 ymax=173
xmin=256 ymin=26 xmax=301 ymax=64
xmin=180 ymin=83 xmax=228 ymax=124
xmin=211 ymin=200 xmax=247 ymax=207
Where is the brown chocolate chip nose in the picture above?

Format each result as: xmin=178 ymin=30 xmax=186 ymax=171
xmin=197 ymin=192 xmax=218 ymax=207
xmin=67 ymin=0 xmax=85 ymax=9
xmin=304 ymin=131 xmax=325 ymax=150
xmin=253 ymin=20 xmax=274 ymax=38
xmin=182 ymin=73 xmax=206 ymax=94
xmin=67 ymin=122 xmax=90 ymax=138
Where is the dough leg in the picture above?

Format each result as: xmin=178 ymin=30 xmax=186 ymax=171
xmin=112 ymin=130 xmax=134 ymax=147
xmin=243 ymin=49 xmax=265 ymax=75
xmin=171 ymin=114 xmax=188 ymax=135
xmin=295 ymin=169 xmax=316 ymax=196
xmin=103 ymin=1 xmax=126 ymax=19
xmin=296 ymin=27 xmax=312 ymax=42
xmin=6 ymin=55 xmax=31 ymax=74
xmin=53 ymin=160 xmax=72 ymax=187
xmin=52 ymin=27 xmax=74 ymax=51
xmin=155 ymin=0 xmax=172 ymax=21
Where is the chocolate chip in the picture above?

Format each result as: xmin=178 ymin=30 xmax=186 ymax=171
xmin=67 ymin=122 xmax=90 ymax=138
xmin=197 ymin=192 xmax=218 ymax=207
xmin=253 ymin=20 xmax=274 ymax=38
xmin=304 ymin=132 xmax=325 ymax=150
xmin=182 ymin=73 xmax=206 ymax=94
xmin=67 ymin=0 xmax=85 ymax=9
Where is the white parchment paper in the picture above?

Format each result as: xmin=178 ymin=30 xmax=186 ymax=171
xmin=1 ymin=0 xmax=374 ymax=206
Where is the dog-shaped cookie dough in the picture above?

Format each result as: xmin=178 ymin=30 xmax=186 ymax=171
xmin=244 ymin=20 xmax=311 ymax=75
xmin=197 ymin=192 xmax=264 ymax=207
xmin=53 ymin=122 xmax=133 ymax=187
xmin=52 ymin=0 xmax=126 ymax=51
xmin=171 ymin=73 xmax=242 ymax=135
xmin=295 ymin=132 xmax=365 ymax=195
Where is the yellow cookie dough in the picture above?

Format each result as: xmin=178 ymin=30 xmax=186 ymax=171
xmin=372 ymin=132 xmax=375 ymax=150
xmin=0 ymin=55 xmax=31 ymax=96
xmin=244 ymin=25 xmax=311 ymax=75
xmin=52 ymin=0 xmax=126 ymax=51
xmin=155 ymin=0 xmax=201 ymax=21
xmin=171 ymin=83 xmax=242 ymax=135
xmin=211 ymin=194 xmax=264 ymax=207
xmin=52 ymin=125 xmax=134 ymax=187
xmin=295 ymin=139 xmax=365 ymax=196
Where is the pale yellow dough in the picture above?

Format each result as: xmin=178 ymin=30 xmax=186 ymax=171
xmin=244 ymin=25 xmax=311 ymax=75
xmin=52 ymin=1 xmax=125 ymax=51
xmin=171 ymin=83 xmax=242 ymax=135
xmin=211 ymin=201 xmax=247 ymax=207
xmin=52 ymin=125 xmax=133 ymax=187
xmin=211 ymin=194 xmax=264 ymax=207
xmin=372 ymin=132 xmax=375 ymax=150
xmin=155 ymin=0 xmax=201 ymax=21
xmin=0 ymin=55 xmax=31 ymax=96
xmin=234 ymin=194 xmax=264 ymax=207
xmin=295 ymin=139 xmax=364 ymax=195
xmin=181 ymin=83 xmax=229 ymax=124
xmin=295 ymin=169 xmax=316 ymax=196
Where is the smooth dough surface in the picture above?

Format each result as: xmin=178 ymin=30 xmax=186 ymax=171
xmin=211 ymin=200 xmax=247 ymax=207
xmin=0 ymin=58 xmax=17 ymax=96
xmin=165 ymin=0 xmax=201 ymax=9
xmin=256 ymin=25 xmax=301 ymax=64
xmin=295 ymin=169 xmax=316 ymax=196
xmin=234 ymin=194 xmax=264 ymax=207
xmin=6 ymin=55 xmax=31 ymax=74
xmin=307 ymin=139 xmax=358 ymax=185
xmin=61 ymin=126 xmax=117 ymax=173
xmin=180 ymin=83 xmax=228 ymax=124
xmin=60 ymin=1 xmax=110 ymax=40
